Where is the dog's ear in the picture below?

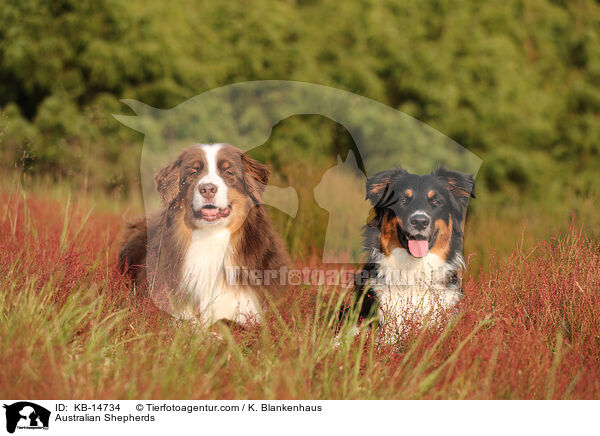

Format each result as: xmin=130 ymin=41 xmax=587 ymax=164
xmin=155 ymin=157 xmax=182 ymax=206
xmin=366 ymin=169 xmax=402 ymax=207
xmin=241 ymin=153 xmax=270 ymax=204
xmin=432 ymin=166 xmax=475 ymax=212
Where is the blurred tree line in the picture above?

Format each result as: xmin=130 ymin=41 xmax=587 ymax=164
xmin=1 ymin=0 xmax=599 ymax=200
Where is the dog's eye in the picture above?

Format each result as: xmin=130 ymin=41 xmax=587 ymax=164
xmin=398 ymin=196 xmax=408 ymax=205
xmin=223 ymin=169 xmax=234 ymax=176
xmin=431 ymin=198 xmax=442 ymax=206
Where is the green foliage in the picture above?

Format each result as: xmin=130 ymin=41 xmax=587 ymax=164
xmin=1 ymin=0 xmax=599 ymax=197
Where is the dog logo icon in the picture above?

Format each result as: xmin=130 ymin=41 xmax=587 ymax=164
xmin=3 ymin=402 xmax=50 ymax=434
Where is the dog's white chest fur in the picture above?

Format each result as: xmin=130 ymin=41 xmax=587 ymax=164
xmin=180 ymin=228 xmax=260 ymax=325
xmin=373 ymin=248 xmax=460 ymax=328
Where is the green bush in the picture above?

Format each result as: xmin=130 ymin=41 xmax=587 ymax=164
xmin=1 ymin=0 xmax=599 ymax=198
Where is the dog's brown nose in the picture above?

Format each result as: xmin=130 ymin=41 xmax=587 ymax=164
xmin=199 ymin=183 xmax=218 ymax=199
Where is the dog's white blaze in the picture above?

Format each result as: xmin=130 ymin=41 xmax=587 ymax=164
xmin=408 ymin=210 xmax=430 ymax=220
xmin=179 ymin=228 xmax=261 ymax=325
xmin=374 ymin=248 xmax=460 ymax=332
xmin=193 ymin=143 xmax=229 ymax=211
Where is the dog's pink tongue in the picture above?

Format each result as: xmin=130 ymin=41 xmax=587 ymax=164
xmin=408 ymin=239 xmax=429 ymax=258
xmin=201 ymin=208 xmax=219 ymax=219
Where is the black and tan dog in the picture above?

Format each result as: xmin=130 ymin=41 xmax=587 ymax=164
xmin=353 ymin=166 xmax=475 ymax=330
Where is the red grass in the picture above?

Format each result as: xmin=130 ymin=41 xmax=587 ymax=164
xmin=1 ymin=190 xmax=599 ymax=399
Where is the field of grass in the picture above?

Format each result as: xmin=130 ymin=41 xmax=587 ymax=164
xmin=1 ymin=177 xmax=599 ymax=399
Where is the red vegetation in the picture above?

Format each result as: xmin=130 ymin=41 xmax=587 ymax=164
xmin=0 ymin=191 xmax=598 ymax=399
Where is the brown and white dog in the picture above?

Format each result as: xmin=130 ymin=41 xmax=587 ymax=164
xmin=352 ymin=166 xmax=475 ymax=332
xmin=118 ymin=143 xmax=289 ymax=326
